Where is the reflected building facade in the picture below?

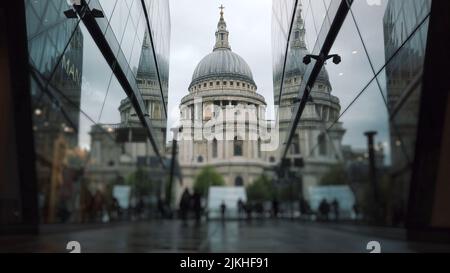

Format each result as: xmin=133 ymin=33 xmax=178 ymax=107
xmin=86 ymin=1 xmax=171 ymax=204
xmin=20 ymin=0 xmax=171 ymax=224
xmin=272 ymin=2 xmax=346 ymax=199
xmin=383 ymin=0 xmax=431 ymax=221
xmin=88 ymin=28 xmax=170 ymax=193
xmin=25 ymin=0 xmax=84 ymax=223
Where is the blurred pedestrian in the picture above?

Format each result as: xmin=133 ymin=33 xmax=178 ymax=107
xmin=93 ymin=191 xmax=105 ymax=222
xmin=331 ymin=199 xmax=340 ymax=221
xmin=111 ymin=197 xmax=120 ymax=221
xmin=220 ymin=200 xmax=226 ymax=222
xmin=179 ymin=189 xmax=191 ymax=226
xmin=136 ymin=197 xmax=144 ymax=220
xmin=192 ymin=191 xmax=202 ymax=224
xmin=157 ymin=197 xmax=165 ymax=219
xmin=319 ymin=198 xmax=330 ymax=221
xmin=353 ymin=202 xmax=360 ymax=221
xmin=237 ymin=199 xmax=245 ymax=220
xmin=299 ymin=197 xmax=308 ymax=220
xmin=272 ymin=198 xmax=279 ymax=218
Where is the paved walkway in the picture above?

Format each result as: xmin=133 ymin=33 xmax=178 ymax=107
xmin=1 ymin=220 xmax=450 ymax=253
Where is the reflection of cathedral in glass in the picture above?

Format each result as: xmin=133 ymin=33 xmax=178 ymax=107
xmin=88 ymin=28 xmax=168 ymax=178
xmin=273 ymin=3 xmax=345 ymax=197
xmin=118 ymin=29 xmax=167 ymax=148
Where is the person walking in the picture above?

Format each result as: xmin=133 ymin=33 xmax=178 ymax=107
xmin=192 ymin=191 xmax=202 ymax=224
xmin=220 ymin=200 xmax=226 ymax=223
xmin=179 ymin=189 xmax=191 ymax=226
xmin=299 ymin=197 xmax=308 ymax=220
xmin=319 ymin=198 xmax=330 ymax=221
xmin=353 ymin=202 xmax=360 ymax=221
xmin=272 ymin=198 xmax=279 ymax=219
xmin=237 ymin=199 xmax=245 ymax=220
xmin=331 ymin=199 xmax=340 ymax=221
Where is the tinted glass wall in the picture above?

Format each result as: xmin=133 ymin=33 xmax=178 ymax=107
xmin=24 ymin=0 xmax=170 ymax=224
xmin=272 ymin=0 xmax=431 ymax=226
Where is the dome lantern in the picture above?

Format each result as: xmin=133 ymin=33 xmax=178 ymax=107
xmin=214 ymin=5 xmax=231 ymax=51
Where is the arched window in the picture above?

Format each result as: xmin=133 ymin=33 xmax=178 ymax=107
xmin=234 ymin=136 xmax=243 ymax=156
xmin=235 ymin=176 xmax=244 ymax=187
xmin=318 ymin=133 xmax=327 ymax=156
xmin=212 ymin=138 xmax=218 ymax=158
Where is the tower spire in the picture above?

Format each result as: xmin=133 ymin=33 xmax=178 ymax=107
xmin=219 ymin=4 xmax=225 ymax=19
xmin=291 ymin=2 xmax=307 ymax=49
xmin=214 ymin=5 xmax=231 ymax=51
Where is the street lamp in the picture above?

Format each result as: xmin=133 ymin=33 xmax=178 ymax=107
xmin=303 ymin=54 xmax=341 ymax=65
xmin=364 ymin=131 xmax=382 ymax=223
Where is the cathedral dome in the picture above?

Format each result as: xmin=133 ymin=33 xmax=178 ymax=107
xmin=190 ymin=49 xmax=255 ymax=88
xmin=189 ymin=6 xmax=255 ymax=89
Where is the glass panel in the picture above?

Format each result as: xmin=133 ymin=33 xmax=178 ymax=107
xmin=25 ymin=0 xmax=84 ymax=78
xmin=23 ymin=0 xmax=171 ymax=226
xmin=272 ymin=0 xmax=432 ymax=228
xmin=78 ymin=23 xmax=113 ymax=121
xmin=348 ymin=0 xmax=431 ymax=78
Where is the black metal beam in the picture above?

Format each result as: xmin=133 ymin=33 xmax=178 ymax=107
xmin=140 ymin=0 xmax=168 ymax=120
xmin=280 ymin=0 xmax=353 ymax=161
xmin=166 ymin=130 xmax=178 ymax=207
xmin=277 ymin=0 xmax=299 ymax=106
xmin=0 ymin=0 xmax=39 ymax=234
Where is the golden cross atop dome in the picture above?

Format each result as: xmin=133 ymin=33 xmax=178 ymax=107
xmin=219 ymin=4 xmax=225 ymax=16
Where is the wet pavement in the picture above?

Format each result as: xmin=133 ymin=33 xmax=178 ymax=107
xmin=1 ymin=220 xmax=450 ymax=253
